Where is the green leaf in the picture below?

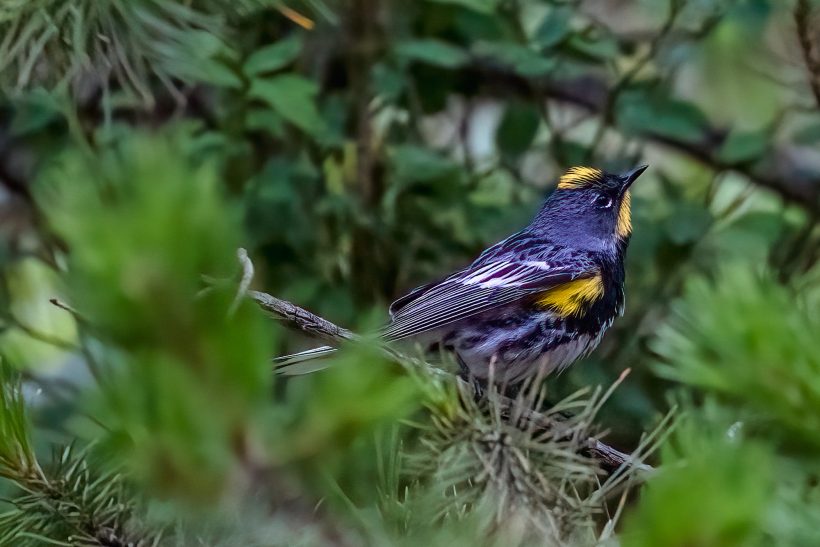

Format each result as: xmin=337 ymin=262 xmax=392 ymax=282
xmin=177 ymin=29 xmax=238 ymax=61
xmin=567 ymin=34 xmax=620 ymax=60
xmin=716 ymin=129 xmax=769 ymax=164
xmin=472 ymin=41 xmax=555 ymax=76
xmin=617 ymin=89 xmax=709 ymax=144
xmin=793 ymin=122 xmax=820 ymax=145
xmin=244 ymin=35 xmax=303 ymax=76
xmin=395 ymin=39 xmax=470 ymax=69
xmin=391 ymin=145 xmax=458 ymax=184
xmin=187 ymin=59 xmax=243 ymax=89
xmin=534 ymin=7 xmax=572 ymax=48
xmin=426 ymin=0 xmax=499 ymax=14
xmin=553 ymin=139 xmax=590 ymax=167
xmin=249 ymin=74 xmax=327 ymax=138
xmin=245 ymin=108 xmax=286 ymax=138
xmin=163 ymin=30 xmax=242 ymax=88
xmin=496 ymin=101 xmax=540 ymax=157
xmin=622 ymin=421 xmax=772 ymax=547
xmin=372 ymin=62 xmax=407 ymax=100
xmin=663 ymin=203 xmax=713 ymax=245
xmin=9 ymin=89 xmax=62 ymax=136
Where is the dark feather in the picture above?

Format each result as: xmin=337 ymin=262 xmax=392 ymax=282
xmin=384 ymin=248 xmax=598 ymax=340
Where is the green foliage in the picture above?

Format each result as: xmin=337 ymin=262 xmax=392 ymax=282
xmin=0 ymin=444 xmax=153 ymax=547
xmin=402 ymin=382 xmax=650 ymax=545
xmin=0 ymin=0 xmax=254 ymax=102
xmin=623 ymin=419 xmax=773 ymax=547
xmin=0 ymin=361 xmax=39 ymax=481
xmin=2 ymin=0 xmax=820 ymax=544
xmin=36 ymin=129 xmax=245 ymax=346
xmin=0 ymin=364 xmax=151 ymax=545
xmin=249 ymin=74 xmax=328 ymax=138
xmin=653 ymin=267 xmax=820 ymax=445
xmin=632 ymin=265 xmax=820 ymax=546
xmin=35 ymin=130 xmax=275 ymax=502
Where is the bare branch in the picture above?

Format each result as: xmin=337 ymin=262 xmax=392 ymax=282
xmin=248 ymin=290 xmax=357 ymax=344
xmin=457 ymin=64 xmax=820 ymax=211
xmin=229 ymin=248 xmax=254 ymax=316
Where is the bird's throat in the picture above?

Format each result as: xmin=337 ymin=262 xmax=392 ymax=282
xmin=616 ymin=191 xmax=632 ymax=239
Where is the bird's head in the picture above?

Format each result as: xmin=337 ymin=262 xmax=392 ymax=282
xmin=533 ymin=165 xmax=648 ymax=252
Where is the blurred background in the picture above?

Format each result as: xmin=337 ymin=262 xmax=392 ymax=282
xmin=1 ymin=0 xmax=820 ymax=545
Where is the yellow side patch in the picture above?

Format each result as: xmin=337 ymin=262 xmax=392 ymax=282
xmin=557 ymin=166 xmax=603 ymax=190
xmin=534 ymin=274 xmax=604 ymax=316
xmin=617 ymin=191 xmax=632 ymax=238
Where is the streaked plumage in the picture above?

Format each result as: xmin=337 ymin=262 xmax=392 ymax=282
xmin=276 ymin=165 xmax=648 ymax=386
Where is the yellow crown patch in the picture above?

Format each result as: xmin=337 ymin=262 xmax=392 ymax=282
xmin=557 ymin=166 xmax=604 ymax=190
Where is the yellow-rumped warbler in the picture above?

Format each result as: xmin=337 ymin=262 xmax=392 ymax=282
xmin=276 ymin=165 xmax=647 ymax=386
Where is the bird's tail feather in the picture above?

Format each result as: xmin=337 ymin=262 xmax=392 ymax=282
xmin=274 ymin=345 xmax=338 ymax=376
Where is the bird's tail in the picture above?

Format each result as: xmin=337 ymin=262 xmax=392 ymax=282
xmin=274 ymin=345 xmax=338 ymax=376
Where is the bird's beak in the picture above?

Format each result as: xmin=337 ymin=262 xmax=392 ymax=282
xmin=619 ymin=164 xmax=648 ymax=193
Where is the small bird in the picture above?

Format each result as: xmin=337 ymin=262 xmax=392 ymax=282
xmin=277 ymin=165 xmax=647 ymax=387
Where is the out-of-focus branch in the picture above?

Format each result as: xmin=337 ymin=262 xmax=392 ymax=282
xmin=457 ymin=63 xmax=820 ymax=211
xmin=247 ymin=289 xmax=650 ymax=472
xmin=586 ymin=0 xmax=685 ymax=160
xmin=795 ymin=0 xmax=820 ymax=109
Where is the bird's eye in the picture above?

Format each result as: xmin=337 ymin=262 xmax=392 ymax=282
xmin=593 ymin=194 xmax=613 ymax=208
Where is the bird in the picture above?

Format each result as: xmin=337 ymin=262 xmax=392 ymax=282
xmin=276 ymin=165 xmax=648 ymax=388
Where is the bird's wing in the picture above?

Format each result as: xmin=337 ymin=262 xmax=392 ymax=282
xmin=388 ymin=277 xmax=447 ymax=319
xmin=383 ymin=259 xmax=598 ymax=341
xmin=388 ymin=231 xmax=535 ymax=319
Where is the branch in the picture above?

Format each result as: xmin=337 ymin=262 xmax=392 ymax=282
xmin=456 ymin=63 xmax=820 ymax=211
xmin=795 ymin=0 xmax=820 ymax=109
xmin=247 ymin=290 xmax=651 ymax=472
xmin=249 ymin=290 xmax=356 ymax=344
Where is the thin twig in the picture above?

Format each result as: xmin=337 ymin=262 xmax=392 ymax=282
xmin=248 ymin=290 xmax=357 ymax=344
xmin=585 ymin=0 xmax=684 ymax=161
xmin=49 ymin=298 xmax=84 ymax=321
xmin=1 ymin=314 xmax=76 ymax=351
xmin=452 ymin=62 xmax=820 ymax=210
xmin=229 ymin=248 xmax=254 ymax=316
xmin=795 ymin=0 xmax=820 ymax=109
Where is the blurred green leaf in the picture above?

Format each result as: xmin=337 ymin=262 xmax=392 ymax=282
xmin=372 ymin=62 xmax=408 ymax=100
xmin=663 ymin=203 xmax=713 ymax=245
xmin=244 ymin=35 xmax=303 ymax=76
xmin=189 ymin=59 xmax=244 ymax=88
xmin=167 ymin=30 xmax=242 ymax=88
xmin=717 ymin=129 xmax=769 ymax=164
xmin=653 ymin=266 xmax=820 ymax=447
xmin=566 ymin=33 xmax=619 ymax=60
xmin=34 ymin=129 xmax=273 ymax=501
xmin=249 ymin=74 xmax=327 ymax=138
xmin=244 ymin=108 xmax=286 ymax=138
xmin=552 ymin=140 xmax=590 ymax=167
xmin=793 ymin=122 xmax=820 ymax=145
xmin=472 ymin=41 xmax=555 ymax=76
xmin=617 ymin=89 xmax=710 ymax=143
xmin=276 ymin=344 xmax=419 ymax=465
xmin=534 ymin=7 xmax=572 ymax=48
xmin=426 ymin=0 xmax=499 ymax=14
xmin=9 ymin=89 xmax=62 ymax=136
xmin=623 ymin=420 xmax=772 ymax=547
xmin=395 ymin=39 xmax=470 ymax=68
xmin=390 ymin=145 xmax=460 ymax=184
xmin=496 ymin=101 xmax=539 ymax=157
